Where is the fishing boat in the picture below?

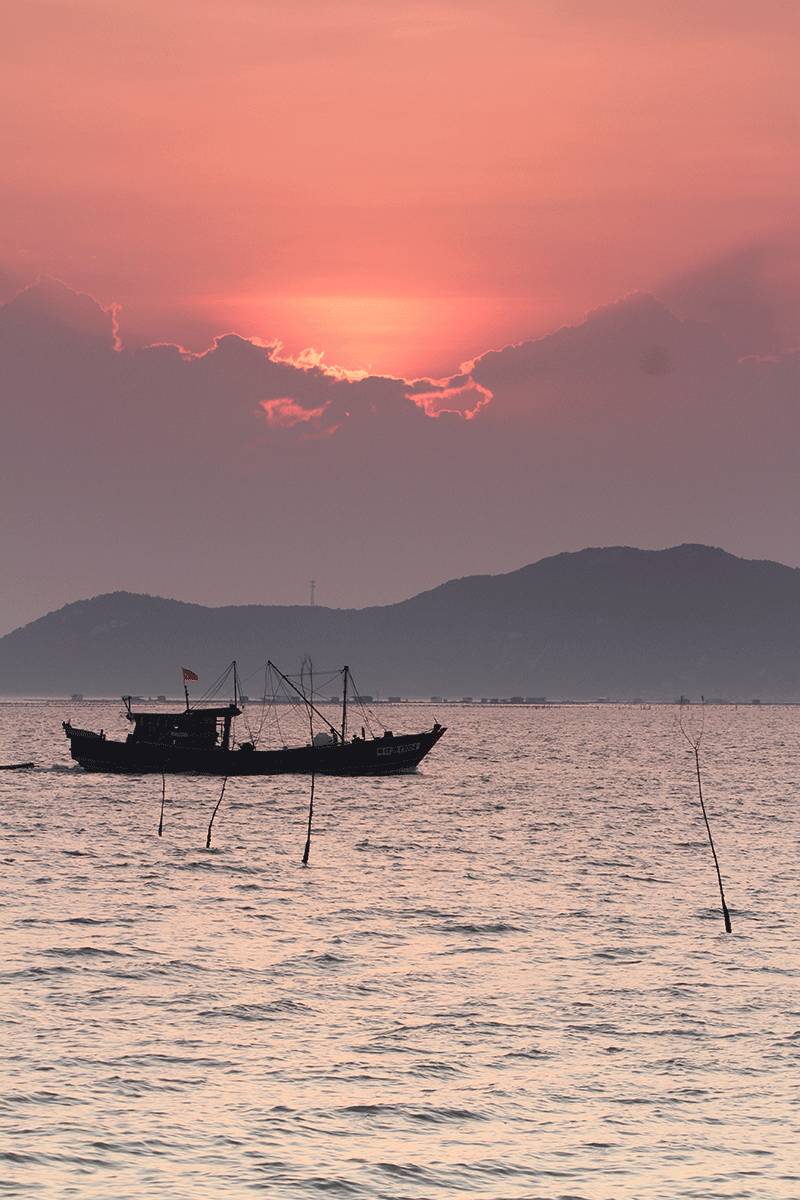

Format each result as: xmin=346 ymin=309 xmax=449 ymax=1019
xmin=62 ymin=662 xmax=446 ymax=776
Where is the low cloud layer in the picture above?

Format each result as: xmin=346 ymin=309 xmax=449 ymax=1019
xmin=1 ymin=277 xmax=798 ymax=633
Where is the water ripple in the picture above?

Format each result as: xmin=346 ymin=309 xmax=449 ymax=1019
xmin=2 ymin=701 xmax=798 ymax=1198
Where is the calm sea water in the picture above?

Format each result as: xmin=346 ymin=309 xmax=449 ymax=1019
xmin=2 ymin=701 xmax=798 ymax=1199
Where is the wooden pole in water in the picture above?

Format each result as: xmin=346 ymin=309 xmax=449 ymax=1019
xmin=302 ymin=772 xmax=315 ymax=866
xmin=158 ymin=772 xmax=166 ymax=837
xmin=691 ymin=742 xmax=732 ymax=934
xmin=679 ymin=699 xmax=732 ymax=934
xmin=302 ymin=657 xmax=315 ymax=866
xmin=206 ymin=776 xmax=228 ymax=849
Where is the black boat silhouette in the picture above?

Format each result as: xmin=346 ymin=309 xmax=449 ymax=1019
xmin=62 ymin=662 xmax=446 ymax=776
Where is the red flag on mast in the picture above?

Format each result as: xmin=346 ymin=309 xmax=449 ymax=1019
xmin=182 ymin=667 xmax=199 ymax=682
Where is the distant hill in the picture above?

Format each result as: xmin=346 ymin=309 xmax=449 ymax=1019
xmin=1 ymin=545 xmax=799 ymax=699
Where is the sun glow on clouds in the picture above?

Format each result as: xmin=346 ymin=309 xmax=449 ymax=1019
xmin=259 ymin=353 xmax=494 ymax=434
xmin=5 ymin=0 xmax=800 ymax=380
xmin=409 ymin=378 xmax=493 ymax=419
xmin=259 ymin=396 xmax=330 ymax=429
xmin=269 ymin=344 xmax=369 ymax=383
xmin=205 ymin=292 xmax=531 ymax=380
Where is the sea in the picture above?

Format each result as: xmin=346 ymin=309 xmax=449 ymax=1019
xmin=1 ymin=700 xmax=798 ymax=1199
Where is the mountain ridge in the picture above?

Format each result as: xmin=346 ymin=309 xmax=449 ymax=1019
xmin=2 ymin=544 xmax=799 ymax=699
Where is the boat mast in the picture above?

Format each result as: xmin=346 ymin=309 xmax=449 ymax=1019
xmin=341 ymin=665 xmax=349 ymax=744
xmin=223 ymin=660 xmax=238 ymax=752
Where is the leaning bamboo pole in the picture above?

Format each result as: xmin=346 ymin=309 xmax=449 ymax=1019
xmin=678 ymin=698 xmax=732 ymax=934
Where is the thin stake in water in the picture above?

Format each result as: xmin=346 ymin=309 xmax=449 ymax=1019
xmin=301 ymin=656 xmax=315 ymax=866
xmin=302 ymin=773 xmax=315 ymax=866
xmin=679 ymin=698 xmax=732 ymax=934
xmin=206 ymin=775 xmax=228 ymax=849
xmin=158 ymin=772 xmax=166 ymax=837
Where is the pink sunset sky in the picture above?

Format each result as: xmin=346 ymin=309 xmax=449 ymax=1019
xmin=4 ymin=0 xmax=800 ymax=373
xmin=1 ymin=1 xmax=799 ymax=631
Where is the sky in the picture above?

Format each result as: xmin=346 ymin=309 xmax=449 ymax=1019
xmin=1 ymin=1 xmax=799 ymax=632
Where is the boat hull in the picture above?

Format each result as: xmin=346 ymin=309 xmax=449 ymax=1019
xmin=64 ymin=727 xmax=446 ymax=776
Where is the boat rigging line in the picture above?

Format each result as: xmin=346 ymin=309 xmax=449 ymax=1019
xmin=195 ymin=661 xmax=236 ymax=706
xmin=267 ymin=660 xmax=343 ymax=741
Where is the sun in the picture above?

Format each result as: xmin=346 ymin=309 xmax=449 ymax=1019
xmin=202 ymin=290 xmax=548 ymax=381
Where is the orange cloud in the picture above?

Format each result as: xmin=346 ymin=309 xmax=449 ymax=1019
xmin=269 ymin=343 xmax=370 ymax=383
xmin=408 ymin=378 xmax=493 ymax=419
xmin=260 ymin=396 xmax=329 ymax=428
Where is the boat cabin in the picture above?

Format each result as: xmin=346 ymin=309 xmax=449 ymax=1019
xmin=124 ymin=700 xmax=241 ymax=751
